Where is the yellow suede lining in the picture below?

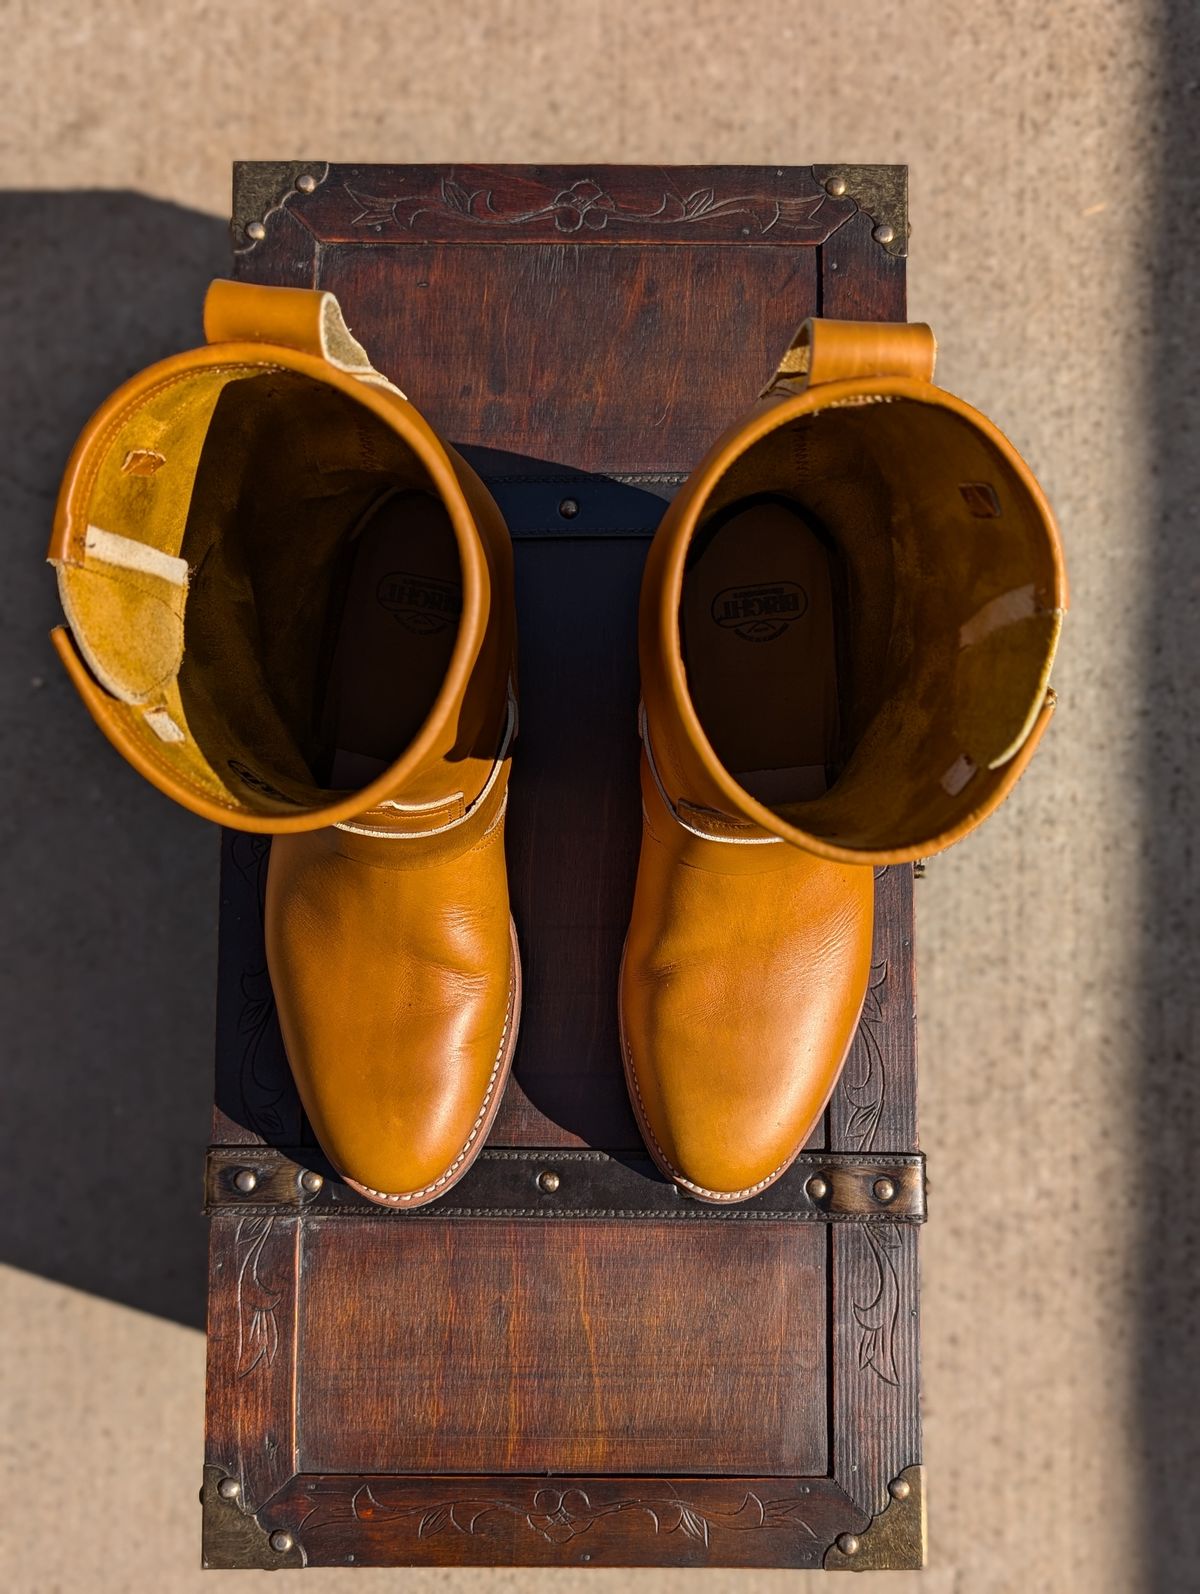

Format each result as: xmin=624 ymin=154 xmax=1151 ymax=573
xmin=54 ymin=365 xmax=450 ymax=818
xmin=689 ymin=397 xmax=1062 ymax=855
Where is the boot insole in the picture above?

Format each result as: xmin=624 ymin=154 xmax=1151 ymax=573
xmin=681 ymin=496 xmax=840 ymax=803
xmin=321 ymin=488 xmax=461 ymax=788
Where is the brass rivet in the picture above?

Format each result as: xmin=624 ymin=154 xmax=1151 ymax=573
xmin=889 ymin=1477 xmax=911 ymax=1500
xmin=246 ymin=220 xmax=267 ymax=241
xmin=873 ymin=1177 xmax=896 ymax=1203
xmin=233 ymin=1169 xmax=258 ymax=1193
xmin=558 ymin=498 xmax=580 ymax=520
xmin=837 ymin=1533 xmax=860 ymax=1556
xmin=269 ymin=1530 xmax=294 ymax=1554
xmin=872 ymin=222 xmax=896 ymax=245
xmin=296 ymin=174 xmax=317 ymax=193
xmin=217 ymin=1477 xmax=241 ymax=1500
xmin=825 ymin=176 xmax=847 ymax=197
xmin=807 ymin=1176 xmax=829 ymax=1201
xmin=299 ymin=1170 xmax=324 ymax=1194
xmin=538 ymin=1170 xmax=561 ymax=1194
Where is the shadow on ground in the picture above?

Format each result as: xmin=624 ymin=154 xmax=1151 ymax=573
xmin=1142 ymin=5 xmax=1200 ymax=1584
xmin=0 ymin=191 xmax=231 ymax=1330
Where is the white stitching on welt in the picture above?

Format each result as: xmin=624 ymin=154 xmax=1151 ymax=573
xmin=356 ymin=959 xmax=515 ymax=1204
xmin=622 ymin=1037 xmax=791 ymax=1201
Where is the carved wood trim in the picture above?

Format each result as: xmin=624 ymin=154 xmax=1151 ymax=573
xmin=829 ymin=866 xmax=917 ymax=1152
xmin=271 ymin=163 xmax=858 ymax=247
xmin=204 ymin=1212 xmax=299 ymax=1513
xmin=832 ymin=1223 xmax=921 ymax=1518
xmin=245 ymin=1474 xmax=868 ymax=1570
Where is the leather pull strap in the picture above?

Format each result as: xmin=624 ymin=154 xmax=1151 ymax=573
xmin=202 ymin=279 xmax=405 ymax=397
xmin=765 ymin=317 xmax=937 ymax=396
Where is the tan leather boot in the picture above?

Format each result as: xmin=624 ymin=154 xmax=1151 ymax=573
xmin=49 ymin=280 xmax=519 ymax=1207
xmin=622 ymin=318 xmax=1066 ymax=1203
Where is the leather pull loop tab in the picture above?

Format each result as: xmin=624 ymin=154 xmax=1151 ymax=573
xmin=765 ymin=317 xmax=937 ymax=396
xmin=202 ymin=279 xmax=405 ymax=396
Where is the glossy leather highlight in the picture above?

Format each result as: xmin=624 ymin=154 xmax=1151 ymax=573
xmin=621 ymin=743 xmax=873 ymax=1202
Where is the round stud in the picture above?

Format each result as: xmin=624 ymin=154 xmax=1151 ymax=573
xmin=807 ymin=1176 xmax=829 ymax=1201
xmin=269 ymin=1530 xmax=295 ymax=1554
xmin=872 ymin=222 xmax=896 ymax=245
xmin=837 ymin=1533 xmax=861 ymax=1556
xmin=538 ymin=1170 xmax=561 ymax=1194
xmin=873 ymin=1177 xmax=896 ymax=1203
xmin=299 ymin=1170 xmax=324 ymax=1194
xmin=889 ymin=1477 xmax=911 ymax=1501
xmin=825 ymin=176 xmax=847 ymax=197
xmin=217 ymin=1477 xmax=241 ymax=1500
xmin=296 ymin=174 xmax=317 ymax=193
xmin=558 ymin=498 xmax=580 ymax=520
xmin=233 ymin=1168 xmax=258 ymax=1194
xmin=246 ymin=221 xmax=267 ymax=242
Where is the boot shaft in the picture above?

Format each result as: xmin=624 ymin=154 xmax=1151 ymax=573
xmin=639 ymin=316 xmax=1067 ymax=864
xmin=48 ymin=281 xmax=514 ymax=835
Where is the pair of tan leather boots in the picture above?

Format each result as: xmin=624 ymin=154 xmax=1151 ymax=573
xmin=49 ymin=281 xmax=1065 ymax=1208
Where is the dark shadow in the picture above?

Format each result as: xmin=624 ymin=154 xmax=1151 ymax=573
xmin=0 ymin=202 xmax=675 ymax=1331
xmin=0 ymin=191 xmax=231 ymax=1329
xmin=1142 ymin=6 xmax=1200 ymax=1585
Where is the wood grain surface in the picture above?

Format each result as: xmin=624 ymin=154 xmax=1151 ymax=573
xmin=204 ymin=162 xmax=922 ymax=1570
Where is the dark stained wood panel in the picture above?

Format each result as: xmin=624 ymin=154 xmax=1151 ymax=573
xmin=295 ymin=1219 xmax=828 ymax=1478
xmin=315 ymin=241 xmax=820 ymax=470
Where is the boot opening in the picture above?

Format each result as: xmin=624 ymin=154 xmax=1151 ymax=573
xmin=55 ymin=362 xmax=464 ymax=820
xmin=682 ymin=494 xmax=842 ymax=803
xmin=178 ymin=372 xmax=461 ymax=812
xmin=681 ymin=396 xmax=1064 ymax=855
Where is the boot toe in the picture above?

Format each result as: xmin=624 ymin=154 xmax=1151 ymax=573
xmin=622 ymin=1027 xmax=809 ymax=1203
xmin=620 ymin=848 xmax=874 ymax=1205
xmin=294 ymin=959 xmax=518 ymax=1209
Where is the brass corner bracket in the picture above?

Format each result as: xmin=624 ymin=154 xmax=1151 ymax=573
xmin=824 ymin=1466 xmax=926 ymax=1571
xmin=232 ymin=160 xmax=330 ymax=252
xmin=200 ymin=1464 xmax=304 ymax=1569
xmin=812 ymin=164 xmax=909 ymax=257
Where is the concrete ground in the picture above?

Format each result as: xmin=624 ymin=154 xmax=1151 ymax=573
xmin=2 ymin=2 xmax=1196 ymax=1590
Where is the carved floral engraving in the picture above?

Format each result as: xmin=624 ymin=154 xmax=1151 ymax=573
xmin=854 ymin=1226 xmax=901 ymax=1387
xmin=299 ymin=1482 xmax=816 ymax=1549
xmin=842 ymin=958 xmax=889 ymax=1151
xmin=234 ymin=1216 xmax=283 ymax=1379
xmin=345 ymin=177 xmax=837 ymax=238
